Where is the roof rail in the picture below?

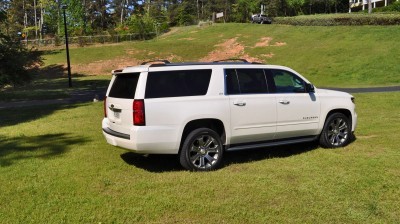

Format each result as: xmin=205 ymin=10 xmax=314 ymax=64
xmin=213 ymin=58 xmax=249 ymax=63
xmin=140 ymin=60 xmax=171 ymax=65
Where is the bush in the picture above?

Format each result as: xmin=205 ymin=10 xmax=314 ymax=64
xmin=124 ymin=15 xmax=157 ymax=40
xmin=273 ymin=13 xmax=400 ymax=26
xmin=374 ymin=2 xmax=400 ymax=12
xmin=0 ymin=34 xmax=43 ymax=88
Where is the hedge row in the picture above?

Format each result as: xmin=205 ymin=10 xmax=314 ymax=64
xmin=373 ymin=1 xmax=400 ymax=12
xmin=273 ymin=13 xmax=400 ymax=26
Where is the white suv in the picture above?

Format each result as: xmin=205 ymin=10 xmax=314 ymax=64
xmin=102 ymin=60 xmax=357 ymax=171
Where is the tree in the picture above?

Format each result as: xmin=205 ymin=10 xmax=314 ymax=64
xmin=287 ymin=0 xmax=305 ymax=15
xmin=0 ymin=11 xmax=42 ymax=88
xmin=231 ymin=0 xmax=259 ymax=22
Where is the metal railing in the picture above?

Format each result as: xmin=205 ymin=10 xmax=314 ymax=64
xmin=21 ymin=32 xmax=157 ymax=47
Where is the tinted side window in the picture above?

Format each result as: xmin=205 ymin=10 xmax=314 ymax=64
xmin=270 ymin=69 xmax=305 ymax=93
xmin=109 ymin=73 xmax=140 ymax=99
xmin=145 ymin=69 xmax=212 ymax=98
xmin=225 ymin=69 xmax=240 ymax=94
xmin=225 ymin=69 xmax=268 ymax=94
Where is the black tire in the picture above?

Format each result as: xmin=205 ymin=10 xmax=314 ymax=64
xmin=319 ymin=113 xmax=352 ymax=148
xmin=179 ymin=128 xmax=223 ymax=171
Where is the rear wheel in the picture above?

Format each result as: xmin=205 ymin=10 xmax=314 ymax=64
xmin=179 ymin=128 xmax=223 ymax=171
xmin=319 ymin=113 xmax=351 ymax=148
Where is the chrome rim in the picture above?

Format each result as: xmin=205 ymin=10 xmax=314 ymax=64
xmin=189 ymin=135 xmax=221 ymax=169
xmin=327 ymin=118 xmax=348 ymax=146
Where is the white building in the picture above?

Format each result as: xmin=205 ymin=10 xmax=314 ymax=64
xmin=349 ymin=0 xmax=396 ymax=12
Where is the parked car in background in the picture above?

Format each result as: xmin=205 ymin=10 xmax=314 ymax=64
xmin=251 ymin=14 xmax=272 ymax=24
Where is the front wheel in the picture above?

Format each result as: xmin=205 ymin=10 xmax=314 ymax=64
xmin=179 ymin=128 xmax=223 ymax=171
xmin=319 ymin=113 xmax=352 ymax=148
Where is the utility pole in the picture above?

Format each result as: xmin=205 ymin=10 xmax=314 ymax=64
xmin=62 ymin=5 xmax=72 ymax=88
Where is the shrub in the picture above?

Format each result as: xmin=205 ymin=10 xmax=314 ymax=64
xmin=273 ymin=13 xmax=400 ymax=26
xmin=0 ymin=34 xmax=43 ymax=88
xmin=121 ymin=15 xmax=159 ymax=40
xmin=374 ymin=1 xmax=400 ymax=12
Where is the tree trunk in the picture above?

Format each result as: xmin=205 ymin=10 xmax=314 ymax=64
xmin=57 ymin=1 xmax=61 ymax=36
xmin=40 ymin=1 xmax=43 ymax=40
xmin=197 ymin=0 xmax=199 ymax=21
xmin=23 ymin=0 xmax=27 ymax=41
xmin=83 ymin=0 xmax=87 ymax=35
xmin=368 ymin=0 xmax=372 ymax=13
xmin=34 ymin=0 xmax=37 ymax=40
xmin=121 ymin=0 xmax=125 ymax=24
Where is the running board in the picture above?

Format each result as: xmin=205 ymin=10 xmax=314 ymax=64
xmin=226 ymin=136 xmax=318 ymax=152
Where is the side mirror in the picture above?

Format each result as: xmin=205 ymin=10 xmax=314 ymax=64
xmin=306 ymin=83 xmax=315 ymax=93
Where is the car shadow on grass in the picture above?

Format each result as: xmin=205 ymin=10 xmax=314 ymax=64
xmin=1 ymin=64 xmax=108 ymax=102
xmin=222 ymin=142 xmax=319 ymax=167
xmin=120 ymin=142 xmax=319 ymax=173
xmin=0 ymin=104 xmax=80 ymax=128
xmin=120 ymin=153 xmax=183 ymax=172
xmin=0 ymin=133 xmax=90 ymax=167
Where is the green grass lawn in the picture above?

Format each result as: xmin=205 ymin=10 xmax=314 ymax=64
xmin=0 ymin=92 xmax=399 ymax=223
xmin=3 ymin=23 xmax=399 ymax=102
xmin=42 ymin=23 xmax=400 ymax=87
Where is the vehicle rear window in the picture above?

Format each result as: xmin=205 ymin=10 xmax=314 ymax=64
xmin=145 ymin=69 xmax=212 ymax=99
xmin=108 ymin=73 xmax=140 ymax=99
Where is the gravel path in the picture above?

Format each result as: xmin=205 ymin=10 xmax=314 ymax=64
xmin=0 ymin=86 xmax=399 ymax=109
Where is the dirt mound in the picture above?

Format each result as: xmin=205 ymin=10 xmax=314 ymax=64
xmin=201 ymin=38 xmax=263 ymax=63
xmin=255 ymin=37 xmax=273 ymax=47
xmin=71 ymin=57 xmax=140 ymax=75
xmin=178 ymin=37 xmax=196 ymax=41
xmin=200 ymin=38 xmax=260 ymax=63
xmin=254 ymin=37 xmax=287 ymax=47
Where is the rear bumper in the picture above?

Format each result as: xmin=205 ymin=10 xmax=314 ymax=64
xmin=103 ymin=127 xmax=130 ymax=140
xmin=102 ymin=119 xmax=180 ymax=154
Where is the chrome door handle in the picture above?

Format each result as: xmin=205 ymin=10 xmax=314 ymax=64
xmin=233 ymin=101 xmax=246 ymax=106
xmin=279 ymin=100 xmax=290 ymax=105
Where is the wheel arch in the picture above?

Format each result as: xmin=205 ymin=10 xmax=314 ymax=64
xmin=322 ymin=109 xmax=353 ymax=130
xmin=179 ymin=119 xmax=226 ymax=151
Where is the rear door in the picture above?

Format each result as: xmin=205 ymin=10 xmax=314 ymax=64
xmin=226 ymin=68 xmax=277 ymax=145
xmin=106 ymin=73 xmax=140 ymax=134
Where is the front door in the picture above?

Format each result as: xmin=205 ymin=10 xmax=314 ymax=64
xmin=269 ymin=69 xmax=321 ymax=139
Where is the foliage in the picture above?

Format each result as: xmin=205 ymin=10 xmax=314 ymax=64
xmin=123 ymin=15 xmax=156 ymax=39
xmin=231 ymin=0 xmax=259 ymax=22
xmin=171 ymin=1 xmax=197 ymax=26
xmin=0 ymin=9 xmax=6 ymax=22
xmin=287 ymin=0 xmax=305 ymax=15
xmin=0 ymin=0 xmax=364 ymax=40
xmin=273 ymin=13 xmax=400 ymax=25
xmin=373 ymin=1 xmax=400 ymax=12
xmin=0 ymin=34 xmax=43 ymax=88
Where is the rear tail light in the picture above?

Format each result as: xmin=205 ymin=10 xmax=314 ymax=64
xmin=133 ymin=99 xmax=145 ymax=126
xmin=104 ymin=96 xmax=107 ymax=117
